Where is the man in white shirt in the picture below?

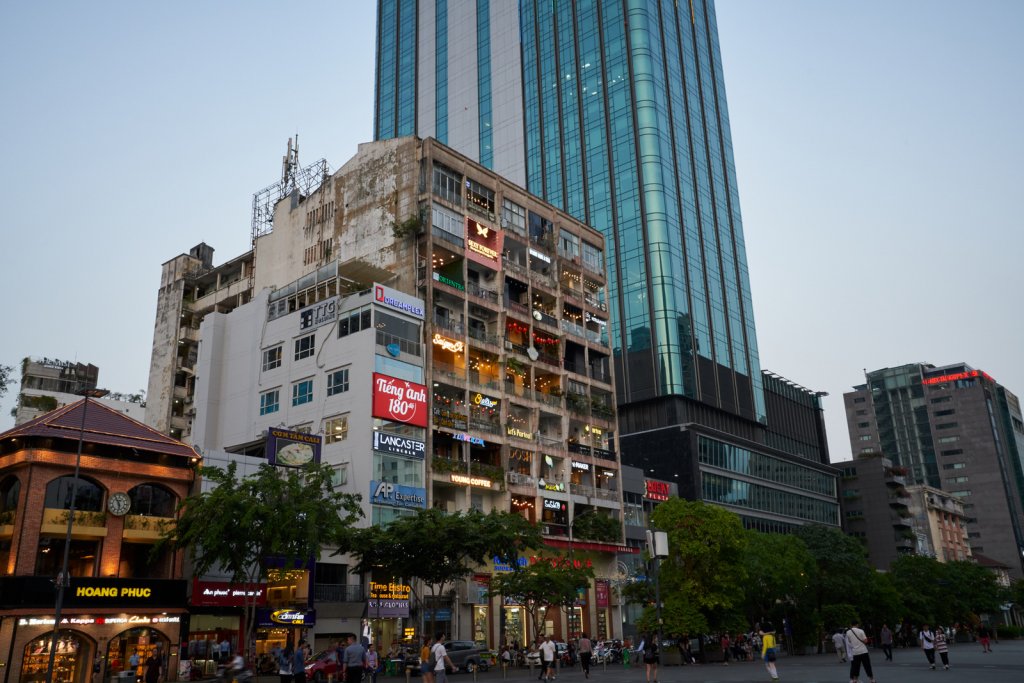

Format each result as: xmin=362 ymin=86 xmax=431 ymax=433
xmin=539 ymin=635 xmax=557 ymax=682
xmin=845 ymin=621 xmax=875 ymax=683
xmin=919 ymin=625 xmax=936 ymax=670
xmin=432 ymin=634 xmax=453 ymax=683
xmin=832 ymin=631 xmax=847 ymax=663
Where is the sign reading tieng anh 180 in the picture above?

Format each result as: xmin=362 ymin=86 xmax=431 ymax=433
xmin=372 ymin=373 xmax=428 ymax=427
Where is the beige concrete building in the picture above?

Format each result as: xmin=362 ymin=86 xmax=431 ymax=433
xmin=906 ymin=484 xmax=972 ymax=562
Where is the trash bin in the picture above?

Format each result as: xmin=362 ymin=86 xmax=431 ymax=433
xmin=386 ymin=660 xmax=398 ymax=676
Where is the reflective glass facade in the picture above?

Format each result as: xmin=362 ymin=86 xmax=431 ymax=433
xmin=374 ymin=0 xmax=763 ymax=422
xmin=375 ymin=0 xmax=417 ymax=139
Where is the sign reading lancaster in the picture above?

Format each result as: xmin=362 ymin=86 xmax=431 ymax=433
xmin=372 ymin=373 xmax=428 ymax=427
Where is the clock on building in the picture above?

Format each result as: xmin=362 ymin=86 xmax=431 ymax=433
xmin=107 ymin=492 xmax=131 ymax=516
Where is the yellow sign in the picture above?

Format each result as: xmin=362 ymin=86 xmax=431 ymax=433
xmin=369 ymin=581 xmax=412 ymax=600
xmin=451 ymin=474 xmax=493 ymax=488
xmin=76 ymin=586 xmax=151 ymax=598
xmin=432 ymin=333 xmax=465 ymax=353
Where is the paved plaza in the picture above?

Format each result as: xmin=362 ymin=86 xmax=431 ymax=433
xmin=404 ymin=640 xmax=1024 ymax=683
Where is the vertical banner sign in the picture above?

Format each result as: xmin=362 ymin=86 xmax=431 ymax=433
xmin=372 ymin=373 xmax=428 ymax=427
xmin=595 ymin=579 xmax=610 ymax=608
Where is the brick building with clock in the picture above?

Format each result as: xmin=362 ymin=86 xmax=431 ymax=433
xmin=0 ymin=399 xmax=197 ymax=683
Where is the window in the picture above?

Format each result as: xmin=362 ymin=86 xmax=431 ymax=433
xmin=930 ymin=396 xmax=951 ymax=404
xmin=941 ymin=449 xmax=963 ymax=456
xmin=946 ymin=476 xmax=969 ymax=484
xmin=262 ymin=345 xmax=282 ymax=371
xmin=292 ymin=423 xmax=312 ymax=433
xmin=294 ymin=334 xmax=315 ymax=360
xmin=938 ymin=436 xmax=960 ymax=444
xmin=465 ymin=178 xmax=495 ymax=217
xmin=338 ymin=305 xmax=372 ymax=338
xmin=330 ymin=463 xmax=349 ymax=487
xmin=934 ymin=409 xmax=955 ymax=417
xmin=432 ymin=164 xmax=461 ymax=205
xmin=127 ymin=484 xmax=176 ymax=517
xmin=855 ymin=409 xmax=868 ymax=416
xmin=581 ymin=241 xmax=603 ymax=274
xmin=260 ymin=389 xmax=280 ymax=415
xmin=859 ymin=435 xmax=873 ymax=441
xmin=936 ymin=422 xmax=958 ymax=430
xmin=324 ymin=415 xmax=349 ymax=444
xmin=558 ymin=229 xmax=580 ymax=260
xmin=292 ymin=379 xmax=313 ymax=406
xmin=857 ymin=422 xmax=870 ymax=428
xmin=432 ymin=204 xmax=464 ymax=237
xmin=950 ymin=490 xmax=971 ymax=498
xmin=853 ymin=397 xmax=866 ymax=404
xmin=327 ymin=367 xmax=350 ymax=396
xmin=942 ymin=463 xmax=967 ymax=470
xmin=502 ymin=198 xmax=526 ymax=236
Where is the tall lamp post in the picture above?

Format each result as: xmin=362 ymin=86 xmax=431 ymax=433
xmin=45 ymin=388 xmax=109 ymax=683
xmin=645 ymin=531 xmax=668 ymax=647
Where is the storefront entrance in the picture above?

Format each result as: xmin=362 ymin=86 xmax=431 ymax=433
xmin=20 ymin=631 xmax=94 ymax=683
xmin=106 ymin=628 xmax=170 ymax=682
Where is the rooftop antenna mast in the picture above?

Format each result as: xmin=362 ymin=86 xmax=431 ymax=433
xmin=282 ymin=134 xmax=300 ymax=194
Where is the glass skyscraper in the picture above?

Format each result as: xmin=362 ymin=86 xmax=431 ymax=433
xmin=376 ymin=1 xmax=787 ymax=485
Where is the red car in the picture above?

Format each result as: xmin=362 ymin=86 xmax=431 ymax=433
xmin=305 ymin=651 xmax=339 ymax=683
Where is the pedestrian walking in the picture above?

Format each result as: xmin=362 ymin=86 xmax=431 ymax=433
xmin=880 ymin=624 xmax=893 ymax=661
xmin=845 ymin=620 xmax=876 ymax=683
xmin=577 ymin=633 xmax=593 ymax=679
xmin=277 ymin=645 xmax=294 ymax=683
xmin=431 ymin=634 xmax=453 ymax=683
xmin=638 ymin=633 xmax=659 ymax=683
xmin=539 ymin=635 xmax=557 ymax=682
xmin=420 ymin=636 xmax=435 ymax=683
xmin=720 ymin=634 xmax=731 ymax=665
xmin=760 ymin=624 xmax=779 ymax=682
xmin=341 ymin=634 xmax=366 ymax=683
xmin=919 ymin=625 xmax=936 ymax=669
xmin=978 ymin=624 xmax=993 ymax=653
xmin=144 ymin=653 xmax=162 ymax=683
xmin=366 ymin=643 xmax=380 ymax=683
xmin=833 ymin=630 xmax=848 ymax=663
xmin=934 ymin=627 xmax=950 ymax=670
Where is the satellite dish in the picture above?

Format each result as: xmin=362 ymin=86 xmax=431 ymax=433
xmin=532 ymin=310 xmax=543 ymax=321
xmin=527 ymin=347 xmax=539 ymax=361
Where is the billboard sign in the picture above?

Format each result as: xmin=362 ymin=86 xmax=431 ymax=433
xmin=372 ymin=373 xmax=428 ymax=427
xmin=267 ymin=428 xmax=322 ymax=468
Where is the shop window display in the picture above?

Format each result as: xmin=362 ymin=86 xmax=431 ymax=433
xmin=106 ymin=628 xmax=169 ymax=683
xmin=21 ymin=631 xmax=92 ymax=683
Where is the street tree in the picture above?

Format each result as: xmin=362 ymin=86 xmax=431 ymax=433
xmin=349 ymin=508 xmax=540 ymax=636
xmin=890 ymin=555 xmax=1006 ymax=625
xmin=571 ymin=510 xmax=621 ymax=543
xmin=742 ymin=530 xmax=817 ymax=645
xmin=0 ymin=363 xmax=14 ymax=399
xmin=488 ymin=558 xmax=594 ymax=641
xmin=159 ymin=461 xmax=362 ymax=658
xmin=650 ymin=499 xmax=749 ymax=634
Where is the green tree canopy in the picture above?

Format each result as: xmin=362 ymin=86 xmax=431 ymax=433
xmin=159 ymin=461 xmax=362 ymax=658
xmin=488 ymin=558 xmax=594 ymax=640
xmin=349 ymin=508 xmax=541 ymax=635
xmin=0 ymin=364 xmax=14 ymax=399
xmin=650 ymin=499 xmax=749 ymax=634
xmin=571 ymin=510 xmax=621 ymax=543
xmin=889 ymin=556 xmax=1007 ymax=626
xmin=741 ymin=530 xmax=817 ymax=644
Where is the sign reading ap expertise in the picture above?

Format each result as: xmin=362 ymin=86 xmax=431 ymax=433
xmin=372 ymin=373 xmax=428 ymax=427
xmin=370 ymin=480 xmax=427 ymax=509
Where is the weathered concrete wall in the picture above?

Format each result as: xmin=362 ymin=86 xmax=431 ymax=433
xmin=144 ymin=254 xmax=196 ymax=432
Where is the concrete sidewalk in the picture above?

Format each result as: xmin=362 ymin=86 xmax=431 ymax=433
xmin=239 ymin=641 xmax=1024 ymax=683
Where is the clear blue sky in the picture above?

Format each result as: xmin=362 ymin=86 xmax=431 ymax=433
xmin=2 ymin=1 xmax=1021 ymax=464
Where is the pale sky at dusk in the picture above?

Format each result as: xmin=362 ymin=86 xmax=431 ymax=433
xmin=2 ymin=1 xmax=1021 ymax=464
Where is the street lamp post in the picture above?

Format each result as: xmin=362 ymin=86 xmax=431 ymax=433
xmin=45 ymin=388 xmax=108 ymax=683
xmin=645 ymin=531 xmax=668 ymax=648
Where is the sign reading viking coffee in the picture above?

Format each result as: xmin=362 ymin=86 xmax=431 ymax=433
xmin=367 ymin=581 xmax=411 ymax=618
xmin=267 ymin=428 xmax=322 ymax=468
xmin=372 ymin=373 xmax=428 ymax=427
xmin=373 ymin=431 xmax=426 ymax=459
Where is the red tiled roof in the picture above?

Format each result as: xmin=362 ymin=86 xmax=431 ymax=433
xmin=0 ymin=398 xmax=198 ymax=460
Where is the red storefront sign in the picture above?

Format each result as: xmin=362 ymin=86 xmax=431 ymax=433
xmin=595 ymin=580 xmax=610 ymax=608
xmin=191 ymin=579 xmax=267 ymax=607
xmin=372 ymin=373 xmax=428 ymax=427
xmin=645 ymin=479 xmax=670 ymax=501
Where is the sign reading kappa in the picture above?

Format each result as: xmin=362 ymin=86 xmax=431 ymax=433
xmin=372 ymin=373 xmax=428 ymax=427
